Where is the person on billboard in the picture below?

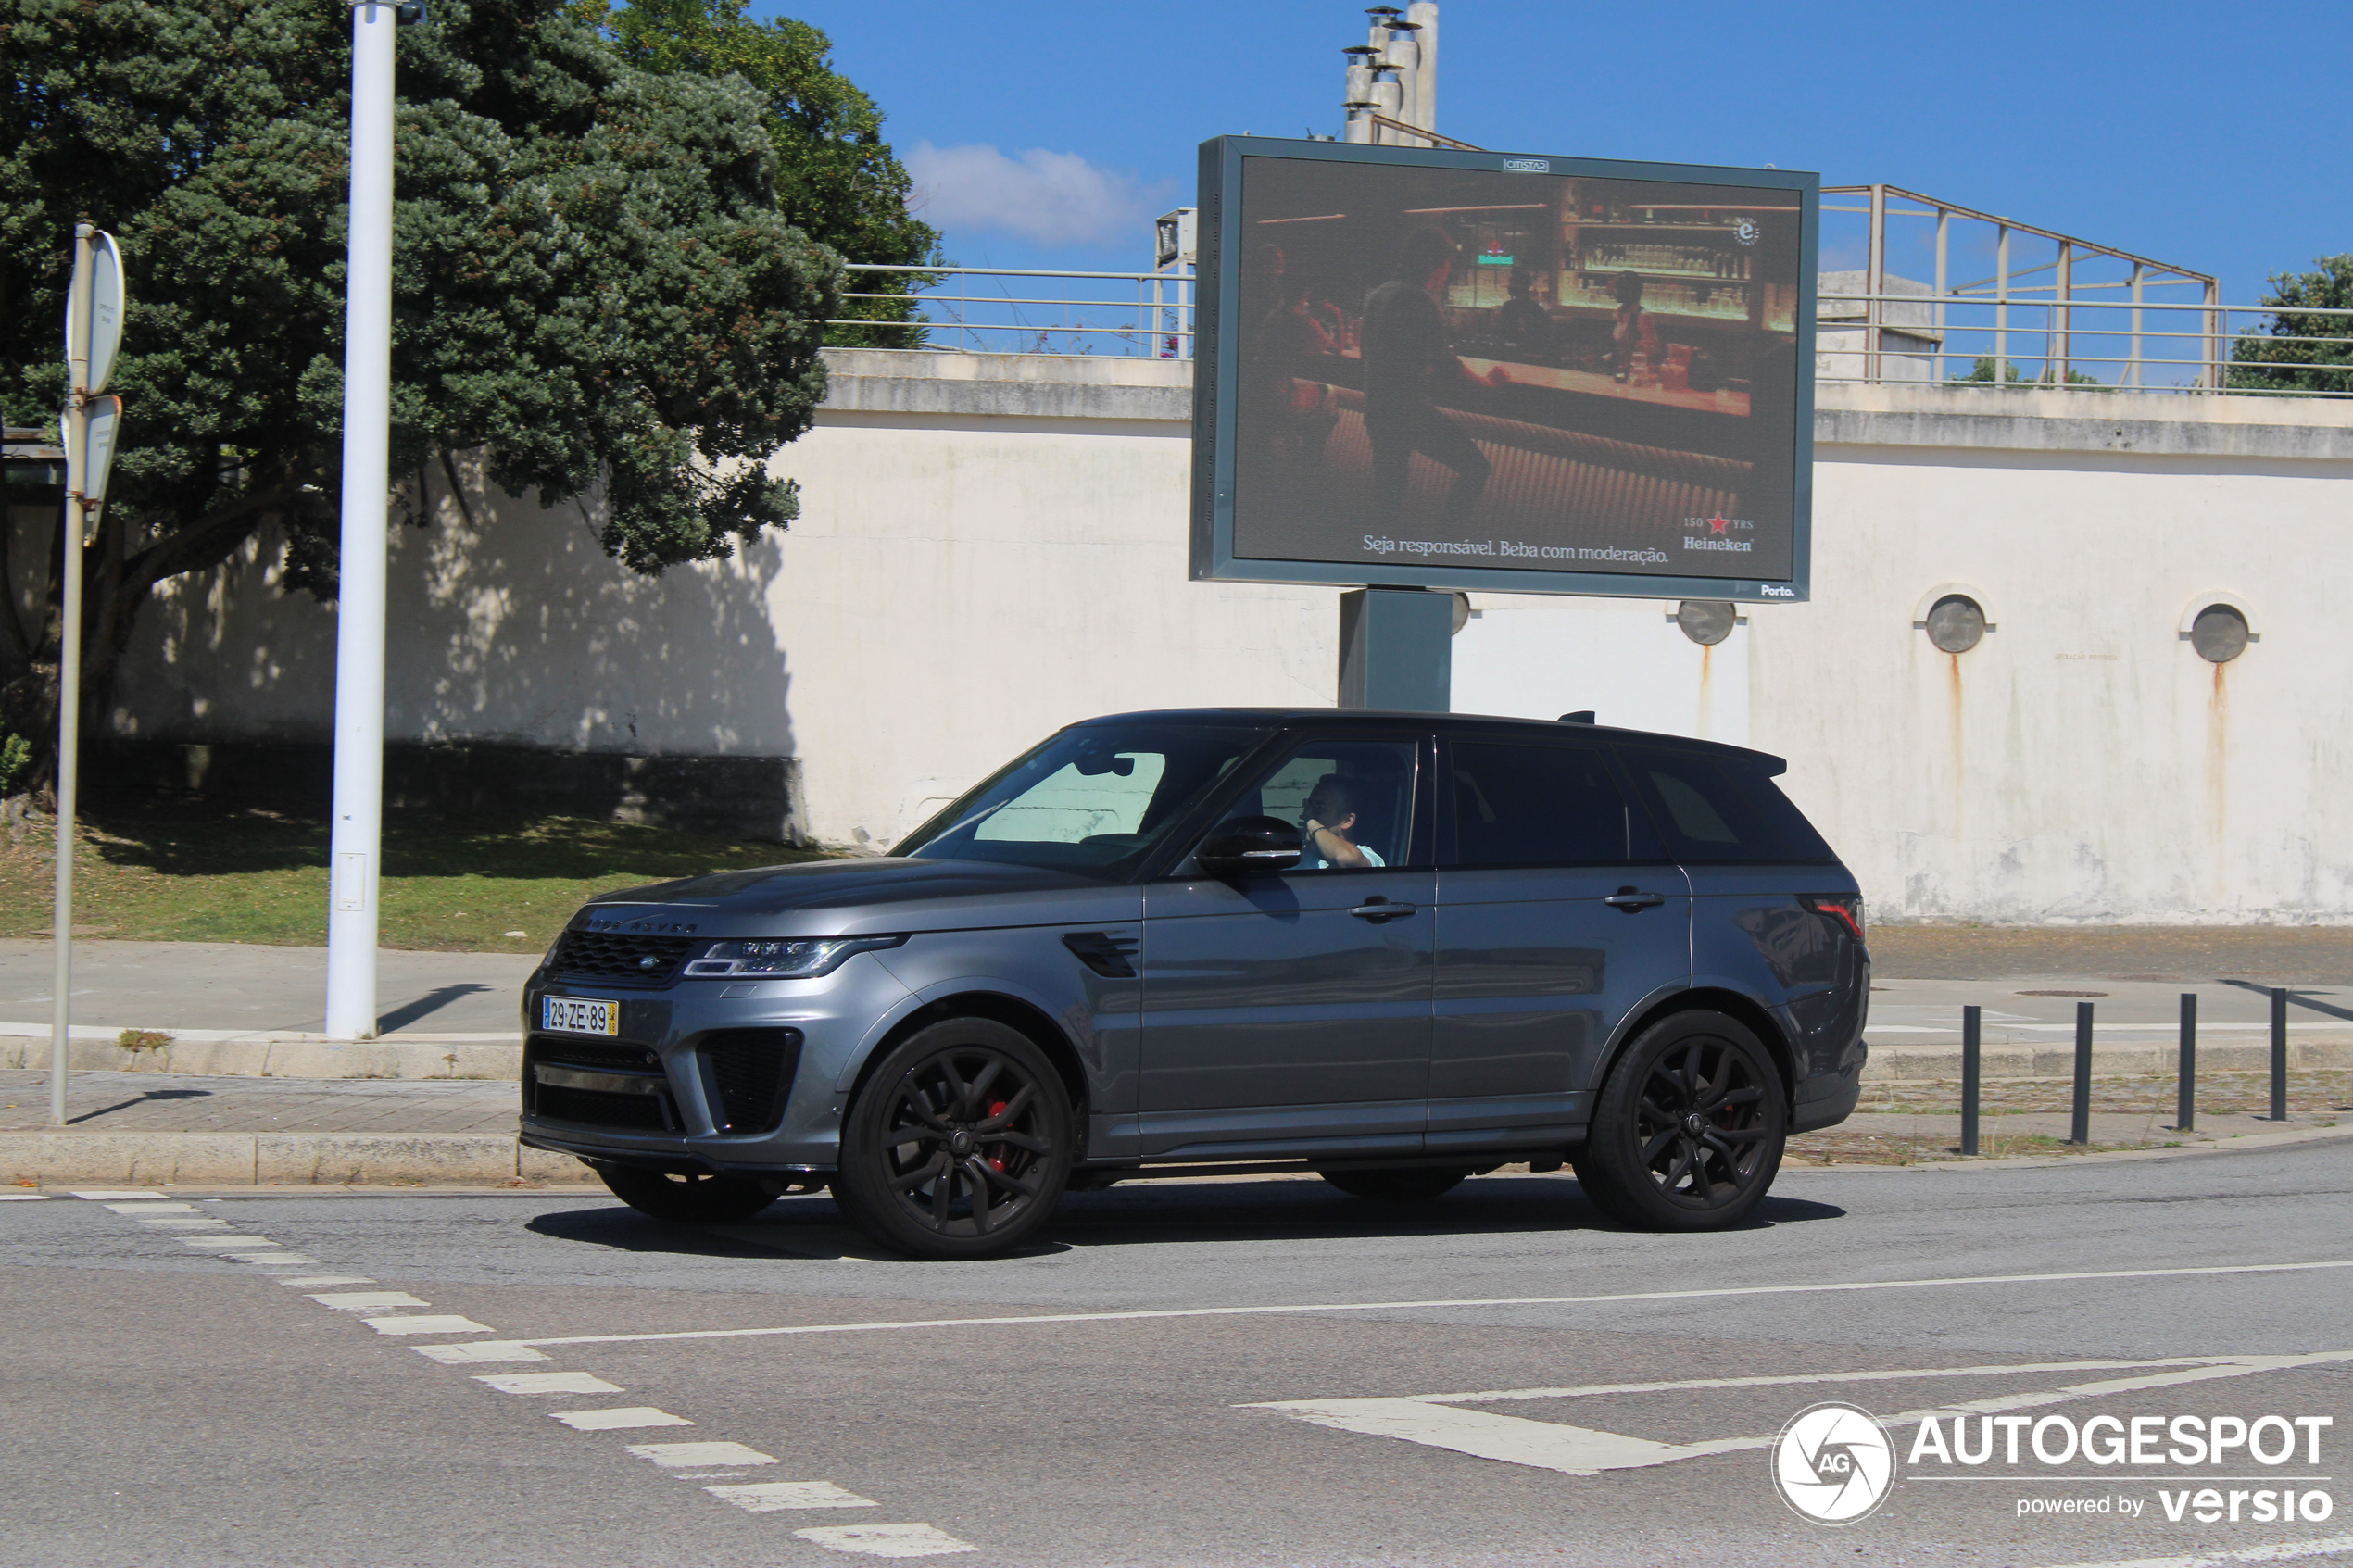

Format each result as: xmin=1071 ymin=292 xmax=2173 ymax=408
xmin=1610 ymin=270 xmax=1660 ymax=384
xmin=1257 ymin=278 xmax=1342 ymax=464
xmin=1360 ymin=226 xmax=1508 ymax=524
xmin=1494 ymin=264 xmax=1553 ymax=358
xmin=1299 ymin=775 xmax=1384 ymax=869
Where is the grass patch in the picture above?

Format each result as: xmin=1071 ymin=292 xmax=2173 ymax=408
xmin=0 ymin=797 xmax=833 ymax=953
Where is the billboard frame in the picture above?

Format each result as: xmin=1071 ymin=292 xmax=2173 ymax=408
xmin=1188 ymin=135 xmax=1819 ymax=604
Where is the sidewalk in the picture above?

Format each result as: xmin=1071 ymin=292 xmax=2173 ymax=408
xmin=0 ymin=1068 xmax=585 ymax=1186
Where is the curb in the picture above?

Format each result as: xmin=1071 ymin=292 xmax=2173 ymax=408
xmin=0 ymin=1034 xmax=522 ymax=1082
xmin=0 ymin=1131 xmax=585 ymax=1185
xmin=1781 ymin=1118 xmax=2353 ymax=1173
xmin=1863 ymin=1037 xmax=2351 ymax=1082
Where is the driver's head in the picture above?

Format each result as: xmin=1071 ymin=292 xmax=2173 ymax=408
xmin=1302 ymin=774 xmax=1358 ymax=829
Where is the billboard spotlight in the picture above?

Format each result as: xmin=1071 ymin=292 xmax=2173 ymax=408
xmin=1189 ymin=137 xmax=1818 ymax=602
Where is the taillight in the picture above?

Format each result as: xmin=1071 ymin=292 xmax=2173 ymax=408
xmin=1800 ymin=894 xmax=1866 ymax=942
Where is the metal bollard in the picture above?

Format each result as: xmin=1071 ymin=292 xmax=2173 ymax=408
xmin=2271 ymin=986 xmax=2289 ymax=1122
xmin=2176 ymin=993 xmax=2196 ymax=1134
xmin=1960 ymin=1004 xmax=1982 ymax=1157
xmin=2070 ymin=1000 xmax=2094 ymax=1146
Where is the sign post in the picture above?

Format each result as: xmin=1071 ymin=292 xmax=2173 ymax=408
xmin=53 ymin=222 xmax=127 ymax=1126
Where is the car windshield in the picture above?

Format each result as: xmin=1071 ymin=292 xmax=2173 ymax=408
xmin=895 ymin=724 xmax=1273 ymax=876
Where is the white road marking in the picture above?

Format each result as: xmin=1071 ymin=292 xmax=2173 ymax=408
xmin=706 ymin=1481 xmax=877 ymax=1512
xmin=793 ymin=1524 xmax=978 ymax=1558
xmin=1250 ymin=1351 xmax=2353 ymax=1478
xmin=625 ymin=1441 xmax=777 ymax=1469
xmin=549 ymin=1407 xmax=692 ymax=1431
xmin=1412 ymin=1355 xmax=2249 ymax=1405
xmin=235 ymin=1254 xmax=320 ymax=1265
xmin=362 ymin=1315 xmax=494 ymax=1336
xmin=2033 ymin=1537 xmax=2353 ymax=1568
xmin=514 ymin=1259 xmax=2353 ymax=1350
xmin=107 ymin=1201 xmax=198 ymax=1213
xmin=277 ymin=1275 xmax=377 ymax=1287
xmin=473 ymin=1373 xmax=623 ymax=1396
xmin=412 ymin=1341 xmax=547 ymax=1364
xmin=182 ymin=1237 xmax=277 ymax=1248
xmin=133 ymin=1217 xmax=233 ymax=1228
xmin=71 ymin=1190 xmax=165 ymax=1199
xmin=0 ymin=1192 xmax=51 ymax=1200
xmin=307 ymin=1291 xmax=430 ymax=1311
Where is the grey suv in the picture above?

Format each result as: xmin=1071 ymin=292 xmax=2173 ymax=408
xmin=520 ymin=709 xmax=1867 ymax=1257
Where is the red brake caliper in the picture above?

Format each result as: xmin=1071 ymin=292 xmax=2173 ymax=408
xmin=987 ymin=1100 xmax=1010 ymax=1172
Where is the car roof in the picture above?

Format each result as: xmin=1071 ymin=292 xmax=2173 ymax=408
xmin=1067 ymin=708 xmax=1789 ymax=775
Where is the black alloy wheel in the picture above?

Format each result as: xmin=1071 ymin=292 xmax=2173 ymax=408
xmin=596 ymin=1164 xmax=777 ymax=1223
xmin=1319 ymin=1166 xmax=1473 ymax=1201
xmin=1575 ymin=1010 xmax=1786 ymax=1231
xmin=832 ymin=1020 xmax=1074 ymax=1259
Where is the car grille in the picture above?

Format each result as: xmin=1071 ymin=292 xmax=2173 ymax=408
xmin=698 ymin=1028 xmax=803 ymax=1135
xmin=534 ymin=1083 xmax=672 ymax=1131
xmin=552 ymin=929 xmax=696 ymax=985
xmin=531 ymin=1038 xmax=660 ymax=1073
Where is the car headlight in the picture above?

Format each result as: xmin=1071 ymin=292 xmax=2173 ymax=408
xmin=682 ymin=935 xmax=907 ymax=979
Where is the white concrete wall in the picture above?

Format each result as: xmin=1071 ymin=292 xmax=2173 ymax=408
xmin=95 ymin=356 xmax=2353 ymax=922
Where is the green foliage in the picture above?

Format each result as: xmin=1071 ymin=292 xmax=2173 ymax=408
xmin=1953 ymin=356 xmax=2099 ymax=386
xmin=2228 ymin=256 xmax=2353 ymax=396
xmin=0 ymin=0 xmax=843 ymax=747
xmin=0 ymin=731 xmax=29 ymax=797
xmin=596 ymin=0 xmax=941 ymax=347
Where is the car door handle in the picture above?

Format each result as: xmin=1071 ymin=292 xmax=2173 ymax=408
xmin=1349 ymin=899 xmax=1417 ymax=922
xmin=1604 ymin=890 xmax=1668 ymax=911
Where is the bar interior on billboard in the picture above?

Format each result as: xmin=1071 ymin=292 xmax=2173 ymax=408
xmin=1193 ymin=138 xmax=1817 ymax=602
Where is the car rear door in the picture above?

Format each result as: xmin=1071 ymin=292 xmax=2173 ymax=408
xmin=1138 ymin=732 xmax=1436 ymax=1159
xmin=1428 ymin=734 xmax=1692 ymax=1155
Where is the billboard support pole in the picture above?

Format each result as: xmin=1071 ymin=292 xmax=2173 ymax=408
xmin=1338 ymin=589 xmax=1452 ymax=711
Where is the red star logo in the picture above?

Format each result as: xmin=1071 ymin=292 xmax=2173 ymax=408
xmin=1708 ymin=514 xmax=1730 ymax=535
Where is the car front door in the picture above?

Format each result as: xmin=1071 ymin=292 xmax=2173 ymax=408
xmin=1428 ymin=735 xmax=1692 ymax=1154
xmin=1138 ymin=734 xmax=1435 ymax=1159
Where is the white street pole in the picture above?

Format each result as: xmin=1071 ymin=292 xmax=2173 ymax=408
xmin=324 ymin=0 xmax=396 ymax=1040
xmin=51 ymin=222 xmax=94 ymax=1127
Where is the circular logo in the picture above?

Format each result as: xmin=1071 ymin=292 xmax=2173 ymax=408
xmin=1731 ymin=217 xmax=1760 ymax=245
xmin=1771 ymin=1401 xmax=1895 ymax=1525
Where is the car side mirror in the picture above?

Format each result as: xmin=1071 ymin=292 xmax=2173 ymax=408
xmin=1193 ymin=815 xmax=1303 ymax=877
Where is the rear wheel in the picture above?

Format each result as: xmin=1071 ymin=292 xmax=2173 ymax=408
xmin=1318 ymin=1166 xmax=1471 ymax=1202
xmin=597 ymin=1164 xmax=776 ymax=1224
xmin=831 ymin=1020 xmax=1074 ymax=1259
xmin=1575 ymin=1010 xmax=1785 ymax=1231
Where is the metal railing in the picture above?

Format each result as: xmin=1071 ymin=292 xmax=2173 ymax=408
xmin=832 ymin=264 xmax=1194 ymax=358
xmin=832 ymin=258 xmax=2353 ymax=395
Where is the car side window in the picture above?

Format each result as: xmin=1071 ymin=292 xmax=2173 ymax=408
xmin=1615 ymin=745 xmax=1835 ymax=865
xmin=1227 ymin=739 xmax=1418 ymax=872
xmin=1448 ymin=742 xmax=1629 ymax=867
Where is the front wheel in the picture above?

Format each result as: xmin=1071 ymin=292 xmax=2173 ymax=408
xmin=597 ymin=1164 xmax=776 ymax=1224
xmin=1574 ymin=1011 xmax=1786 ymax=1231
xmin=1319 ymin=1166 xmax=1471 ymax=1202
xmin=831 ymin=1020 xmax=1074 ymax=1259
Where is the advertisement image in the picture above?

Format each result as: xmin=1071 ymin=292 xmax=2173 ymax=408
xmin=1196 ymin=138 xmax=1817 ymax=599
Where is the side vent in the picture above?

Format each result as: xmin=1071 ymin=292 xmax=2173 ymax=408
xmin=698 ymin=1028 xmax=804 ymax=1135
xmin=1061 ymin=932 xmax=1139 ymax=979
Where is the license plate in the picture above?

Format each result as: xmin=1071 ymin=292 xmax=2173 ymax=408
xmin=541 ymin=996 xmax=620 ymax=1035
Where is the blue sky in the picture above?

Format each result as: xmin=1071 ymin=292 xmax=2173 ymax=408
xmin=760 ymin=0 xmax=2343 ymax=307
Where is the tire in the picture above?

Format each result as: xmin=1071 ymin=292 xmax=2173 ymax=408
xmin=597 ymin=1164 xmax=776 ymax=1224
xmin=830 ymin=1019 xmax=1075 ymax=1260
xmin=1574 ymin=1010 xmax=1786 ymax=1231
xmin=1319 ymin=1166 xmax=1471 ymax=1202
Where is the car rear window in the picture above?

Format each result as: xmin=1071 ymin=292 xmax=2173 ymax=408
xmin=1614 ymin=745 xmax=1836 ymax=865
xmin=1448 ymin=742 xmax=1629 ymax=866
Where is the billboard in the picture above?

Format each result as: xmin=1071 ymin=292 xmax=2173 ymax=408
xmin=1189 ymin=137 xmax=1818 ymax=602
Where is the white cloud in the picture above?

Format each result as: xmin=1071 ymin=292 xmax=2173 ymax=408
xmin=905 ymin=142 xmax=1171 ymax=248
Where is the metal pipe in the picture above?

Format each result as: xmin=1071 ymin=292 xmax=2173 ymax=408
xmin=1343 ymin=44 xmax=1378 ymax=144
xmin=2176 ymin=992 xmax=2196 ymax=1133
xmin=1994 ymin=226 xmax=2009 ymax=383
xmin=1960 ymin=1004 xmax=1982 ymax=1157
xmin=1934 ymin=207 xmax=1948 ymax=383
xmin=1865 ymin=185 xmax=1885 ymax=383
xmin=2054 ymin=241 xmax=2071 ymax=384
xmin=51 ymin=224 xmax=95 ymax=1127
xmin=2070 ymin=1001 xmax=2094 ymax=1146
xmin=2271 ymin=987 xmax=2288 ymax=1121
xmin=2130 ymin=263 xmax=2145 ymax=388
xmin=1369 ymin=66 xmax=1403 ymax=144
xmin=324 ymin=0 xmax=396 ymax=1041
xmin=1383 ymin=20 xmax=1421 ymax=137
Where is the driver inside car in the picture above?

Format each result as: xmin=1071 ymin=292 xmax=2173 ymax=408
xmin=1299 ymin=774 xmax=1385 ymax=869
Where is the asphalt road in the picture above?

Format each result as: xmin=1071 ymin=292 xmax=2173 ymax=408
xmin=6 ymin=1146 xmax=2351 ymax=1568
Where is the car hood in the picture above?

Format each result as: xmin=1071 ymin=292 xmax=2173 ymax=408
xmin=572 ymin=857 xmax=1142 ymax=938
